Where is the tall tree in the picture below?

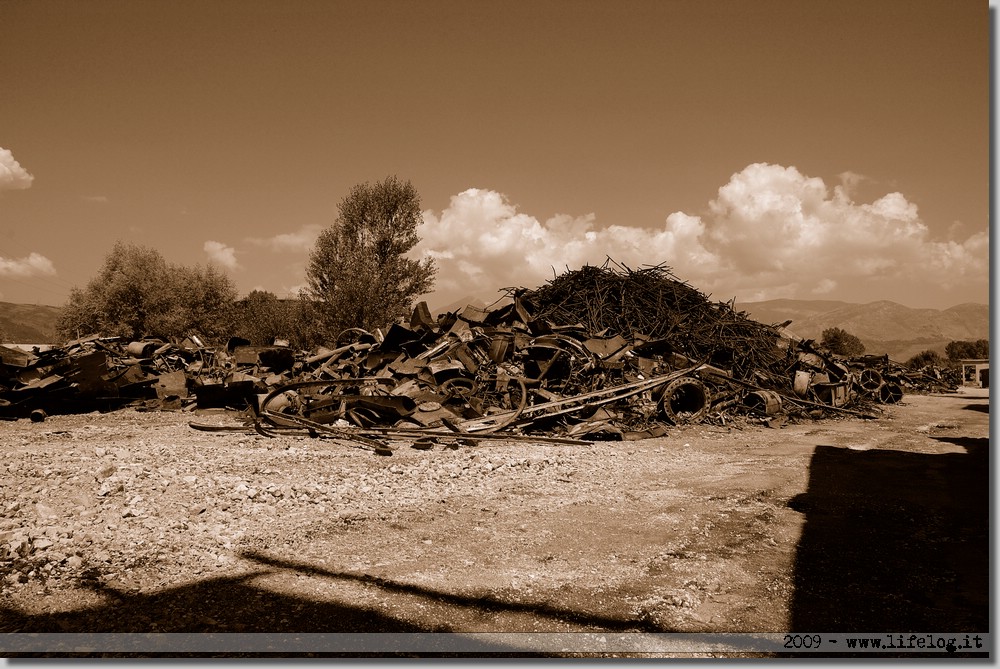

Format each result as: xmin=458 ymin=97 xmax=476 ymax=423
xmin=56 ymin=242 xmax=237 ymax=342
xmin=306 ymin=176 xmax=436 ymax=336
xmin=820 ymin=327 xmax=865 ymax=356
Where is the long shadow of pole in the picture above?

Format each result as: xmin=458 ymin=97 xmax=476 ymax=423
xmin=238 ymin=549 xmax=665 ymax=632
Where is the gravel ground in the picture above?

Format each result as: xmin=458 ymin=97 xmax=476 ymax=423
xmin=0 ymin=388 xmax=989 ymax=658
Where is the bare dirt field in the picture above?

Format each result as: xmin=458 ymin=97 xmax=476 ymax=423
xmin=0 ymin=386 xmax=989 ymax=658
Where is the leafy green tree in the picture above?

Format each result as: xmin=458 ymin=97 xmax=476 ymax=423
xmin=820 ymin=327 xmax=865 ymax=356
xmin=945 ymin=339 xmax=989 ymax=361
xmin=305 ymin=175 xmax=436 ymax=337
xmin=907 ymin=349 xmax=944 ymax=369
xmin=56 ymin=242 xmax=238 ymax=342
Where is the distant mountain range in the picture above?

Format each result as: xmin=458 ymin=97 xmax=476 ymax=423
xmin=0 ymin=301 xmax=61 ymax=344
xmin=736 ymin=299 xmax=990 ymax=362
xmin=0 ymin=297 xmax=989 ymax=363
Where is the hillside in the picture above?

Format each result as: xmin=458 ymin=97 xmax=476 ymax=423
xmin=738 ymin=298 xmax=989 ymax=361
xmin=730 ymin=298 xmax=855 ymax=326
xmin=0 ymin=301 xmax=61 ymax=344
xmin=943 ymin=302 xmax=994 ymax=337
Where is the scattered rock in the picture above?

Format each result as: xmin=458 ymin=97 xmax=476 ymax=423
xmin=10 ymin=539 xmax=31 ymax=558
xmin=34 ymin=502 xmax=58 ymax=521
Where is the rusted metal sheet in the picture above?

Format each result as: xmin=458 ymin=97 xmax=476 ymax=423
xmin=154 ymin=370 xmax=188 ymax=400
xmin=62 ymin=351 xmax=112 ymax=396
xmin=0 ymin=345 xmax=34 ymax=368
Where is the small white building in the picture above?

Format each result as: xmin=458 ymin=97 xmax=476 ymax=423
xmin=960 ymin=358 xmax=989 ymax=388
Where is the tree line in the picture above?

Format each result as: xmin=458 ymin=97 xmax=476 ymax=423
xmin=907 ymin=340 xmax=989 ymax=369
xmin=45 ymin=174 xmax=986 ymax=368
xmin=54 ymin=176 xmax=435 ymax=350
xmin=819 ymin=326 xmax=988 ymax=370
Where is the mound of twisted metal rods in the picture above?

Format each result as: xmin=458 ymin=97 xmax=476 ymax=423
xmin=514 ymin=259 xmax=793 ymax=384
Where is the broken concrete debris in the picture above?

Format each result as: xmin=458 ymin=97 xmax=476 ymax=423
xmin=0 ymin=262 xmax=959 ymax=454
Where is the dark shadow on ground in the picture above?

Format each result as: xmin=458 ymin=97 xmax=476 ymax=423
xmin=3 ymin=556 xmax=659 ymax=634
xmin=961 ymin=403 xmax=989 ymax=413
xmin=237 ymin=550 xmax=660 ymax=632
xmin=788 ymin=438 xmax=988 ymax=634
xmin=1 ymin=571 xmax=427 ymax=633
xmin=2 ymin=549 xmax=664 ymax=656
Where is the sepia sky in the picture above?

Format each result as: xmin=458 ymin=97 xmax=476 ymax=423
xmin=0 ymin=0 xmax=990 ymax=312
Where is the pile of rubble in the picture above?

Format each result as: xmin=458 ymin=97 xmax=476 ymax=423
xmin=0 ymin=335 xmax=208 ymax=421
xmin=0 ymin=262 xmax=959 ymax=450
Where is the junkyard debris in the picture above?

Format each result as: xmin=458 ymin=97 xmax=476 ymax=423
xmin=0 ymin=261 xmax=961 ymax=452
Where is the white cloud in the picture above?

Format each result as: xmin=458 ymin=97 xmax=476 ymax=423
xmin=414 ymin=188 xmax=722 ymax=302
xmin=686 ymin=163 xmax=987 ymax=298
xmin=203 ymin=241 xmax=240 ymax=270
xmin=247 ymin=224 xmax=324 ymax=252
xmin=415 ymin=164 xmax=988 ymax=306
xmin=0 ymin=147 xmax=33 ymax=191
xmin=0 ymin=252 xmax=56 ymax=277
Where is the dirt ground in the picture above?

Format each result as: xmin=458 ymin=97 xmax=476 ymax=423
xmin=0 ymin=386 xmax=989 ymax=658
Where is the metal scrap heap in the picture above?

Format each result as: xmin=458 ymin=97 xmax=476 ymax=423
xmin=516 ymin=260 xmax=796 ymax=384
xmin=0 ymin=261 xmax=960 ymax=452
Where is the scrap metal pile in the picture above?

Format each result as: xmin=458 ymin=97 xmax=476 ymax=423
xmin=0 ymin=261 xmax=959 ymax=451
xmin=0 ymin=334 xmax=217 ymax=421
